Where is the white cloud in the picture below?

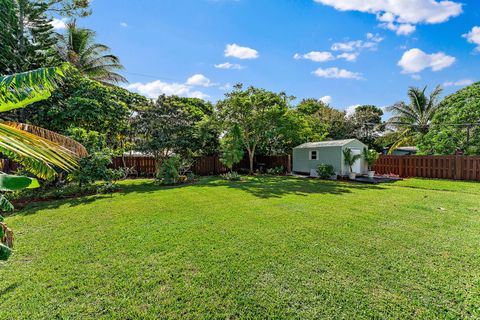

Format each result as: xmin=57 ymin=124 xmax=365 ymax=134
xmin=381 ymin=22 xmax=416 ymax=35
xmin=50 ymin=18 xmax=67 ymax=30
xmin=214 ymin=62 xmax=244 ymax=70
xmin=463 ymin=26 xmax=480 ymax=51
xmin=294 ymin=51 xmax=334 ymax=62
xmin=398 ymin=48 xmax=455 ymax=73
xmin=224 ymin=43 xmax=259 ymax=59
xmin=314 ymin=0 xmax=462 ymax=35
xmin=120 ymin=22 xmax=128 ymax=27
xmin=219 ymin=83 xmax=233 ymax=90
xmin=331 ymin=40 xmax=378 ymax=52
xmin=186 ymin=74 xmax=213 ymax=87
xmin=366 ymin=32 xmax=384 ymax=42
xmin=319 ymin=95 xmax=332 ymax=104
xmin=443 ymin=79 xmax=474 ymax=87
xmin=346 ymin=104 xmax=360 ymax=116
xmin=337 ymin=52 xmax=358 ymax=62
xmin=313 ymin=67 xmax=363 ymax=80
xmin=126 ymin=78 xmax=210 ymax=100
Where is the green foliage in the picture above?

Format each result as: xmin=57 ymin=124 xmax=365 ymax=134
xmin=56 ymin=21 xmax=126 ymax=84
xmin=134 ymin=96 xmax=198 ymax=173
xmin=66 ymin=127 xmax=107 ymax=153
xmin=387 ymin=85 xmax=443 ymax=153
xmin=349 ymin=105 xmax=384 ymax=150
xmin=158 ymin=157 xmax=180 ymax=185
xmin=22 ymin=72 xmax=144 ymax=153
xmin=68 ymin=151 xmax=122 ymax=188
xmin=0 ymin=0 xmax=59 ymax=74
xmin=221 ymin=171 xmax=241 ymax=181
xmin=0 ymin=243 xmax=12 ymax=261
xmin=316 ymin=164 xmax=336 ymax=179
xmin=220 ymin=124 xmax=244 ymax=171
xmin=420 ymin=82 xmax=480 ymax=155
xmin=343 ymin=148 xmax=362 ymax=173
xmin=296 ymin=98 xmax=351 ymax=140
xmin=363 ymin=148 xmax=379 ymax=170
xmin=266 ymin=166 xmax=284 ymax=175
xmin=218 ymin=84 xmax=293 ymax=173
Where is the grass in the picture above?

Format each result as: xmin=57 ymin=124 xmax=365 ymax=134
xmin=1 ymin=176 xmax=480 ymax=319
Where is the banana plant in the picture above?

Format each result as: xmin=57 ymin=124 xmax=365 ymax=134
xmin=0 ymin=65 xmax=87 ymax=260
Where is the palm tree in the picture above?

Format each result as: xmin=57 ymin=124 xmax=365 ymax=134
xmin=56 ymin=21 xmax=127 ymax=85
xmin=0 ymin=65 xmax=87 ymax=210
xmin=387 ymin=85 xmax=442 ymax=152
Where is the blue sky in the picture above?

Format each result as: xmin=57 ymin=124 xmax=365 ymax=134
xmin=56 ymin=0 xmax=480 ymax=114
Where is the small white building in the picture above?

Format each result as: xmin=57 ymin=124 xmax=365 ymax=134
xmin=293 ymin=139 xmax=368 ymax=176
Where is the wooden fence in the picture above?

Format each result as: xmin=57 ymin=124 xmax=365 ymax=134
xmin=112 ymin=154 xmax=292 ymax=176
xmin=374 ymin=155 xmax=480 ymax=181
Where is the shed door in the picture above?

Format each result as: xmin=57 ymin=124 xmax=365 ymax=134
xmin=349 ymin=148 xmax=361 ymax=173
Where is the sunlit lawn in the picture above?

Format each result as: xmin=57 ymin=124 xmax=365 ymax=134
xmin=1 ymin=176 xmax=480 ymax=319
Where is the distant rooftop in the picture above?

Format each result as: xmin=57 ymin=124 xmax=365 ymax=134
xmin=294 ymin=139 xmax=358 ymax=149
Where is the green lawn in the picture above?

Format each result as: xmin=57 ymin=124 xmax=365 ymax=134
xmin=1 ymin=177 xmax=480 ymax=319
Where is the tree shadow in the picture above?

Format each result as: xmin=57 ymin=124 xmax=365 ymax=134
xmin=12 ymin=176 xmax=391 ymax=214
xmin=0 ymin=282 xmax=19 ymax=296
xmin=192 ymin=175 xmax=387 ymax=199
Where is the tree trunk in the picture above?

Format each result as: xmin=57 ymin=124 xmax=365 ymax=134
xmin=154 ymin=157 xmax=163 ymax=178
xmin=248 ymin=150 xmax=254 ymax=175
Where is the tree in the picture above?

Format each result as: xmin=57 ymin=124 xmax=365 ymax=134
xmin=0 ymin=0 xmax=59 ymax=74
xmin=343 ymin=148 xmax=362 ymax=174
xmin=349 ymin=105 xmax=384 ymax=150
xmin=217 ymin=84 xmax=292 ymax=174
xmin=420 ymin=82 xmax=480 ymax=155
xmin=45 ymin=0 xmax=91 ymax=17
xmin=296 ymin=98 xmax=352 ymax=140
xmin=387 ymin=85 xmax=443 ymax=152
xmin=0 ymin=66 xmax=85 ymax=216
xmin=16 ymin=72 xmax=145 ymax=153
xmin=220 ymin=124 xmax=244 ymax=172
xmin=56 ymin=21 xmax=127 ymax=84
xmin=133 ymin=96 xmax=195 ymax=176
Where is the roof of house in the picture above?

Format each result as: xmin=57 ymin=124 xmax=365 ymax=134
xmin=294 ymin=139 xmax=361 ymax=149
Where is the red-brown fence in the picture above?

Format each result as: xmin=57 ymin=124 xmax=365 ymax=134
xmin=112 ymin=155 xmax=292 ymax=176
xmin=374 ymin=155 xmax=480 ymax=181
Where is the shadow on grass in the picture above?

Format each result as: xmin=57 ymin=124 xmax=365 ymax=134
xmin=13 ymin=176 xmax=388 ymax=215
xmin=192 ymin=175 xmax=387 ymax=199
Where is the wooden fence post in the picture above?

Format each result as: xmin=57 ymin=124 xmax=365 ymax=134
xmin=287 ymin=154 xmax=292 ymax=173
xmin=454 ymin=156 xmax=462 ymax=180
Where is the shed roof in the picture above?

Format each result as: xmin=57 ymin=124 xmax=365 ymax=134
xmin=294 ymin=139 xmax=359 ymax=149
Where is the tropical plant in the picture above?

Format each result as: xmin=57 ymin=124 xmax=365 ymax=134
xmin=363 ymin=148 xmax=379 ymax=171
xmin=56 ymin=21 xmax=127 ymax=84
xmin=158 ymin=156 xmax=180 ymax=185
xmin=387 ymin=85 xmax=443 ymax=153
xmin=316 ymin=164 xmax=335 ymax=179
xmin=220 ymin=171 xmax=241 ymax=181
xmin=0 ymin=66 xmax=85 ymax=260
xmin=343 ymin=149 xmax=362 ymax=173
xmin=220 ymin=124 xmax=244 ymax=173
xmin=420 ymin=82 xmax=480 ymax=155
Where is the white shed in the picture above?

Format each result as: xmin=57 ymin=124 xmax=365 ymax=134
xmin=293 ymin=139 xmax=368 ymax=176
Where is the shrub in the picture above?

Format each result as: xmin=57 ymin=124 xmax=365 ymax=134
xmin=316 ymin=164 xmax=336 ymax=179
xmin=158 ymin=157 xmax=180 ymax=185
xmin=68 ymin=150 xmax=124 ymax=188
xmin=266 ymin=166 xmax=284 ymax=175
xmin=221 ymin=171 xmax=241 ymax=181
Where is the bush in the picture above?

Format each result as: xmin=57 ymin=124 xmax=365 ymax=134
xmin=68 ymin=151 xmax=124 ymax=188
xmin=266 ymin=166 xmax=284 ymax=175
xmin=221 ymin=171 xmax=241 ymax=181
xmin=316 ymin=164 xmax=336 ymax=179
xmin=158 ymin=157 xmax=180 ymax=185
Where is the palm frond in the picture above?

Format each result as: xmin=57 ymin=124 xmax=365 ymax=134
xmin=0 ymin=65 xmax=67 ymax=112
xmin=3 ymin=122 xmax=88 ymax=158
xmin=0 ymin=123 xmax=79 ymax=179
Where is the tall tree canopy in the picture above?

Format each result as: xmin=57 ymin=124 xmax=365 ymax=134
xmin=296 ymin=98 xmax=351 ymax=140
xmin=387 ymin=85 xmax=443 ymax=152
xmin=349 ymin=105 xmax=384 ymax=150
xmin=56 ymin=21 xmax=127 ymax=84
xmin=217 ymin=84 xmax=293 ymax=173
xmin=420 ymin=82 xmax=480 ymax=155
xmin=0 ymin=0 xmax=58 ymax=74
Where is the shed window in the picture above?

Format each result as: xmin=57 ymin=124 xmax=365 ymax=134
xmin=310 ymin=150 xmax=317 ymax=160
